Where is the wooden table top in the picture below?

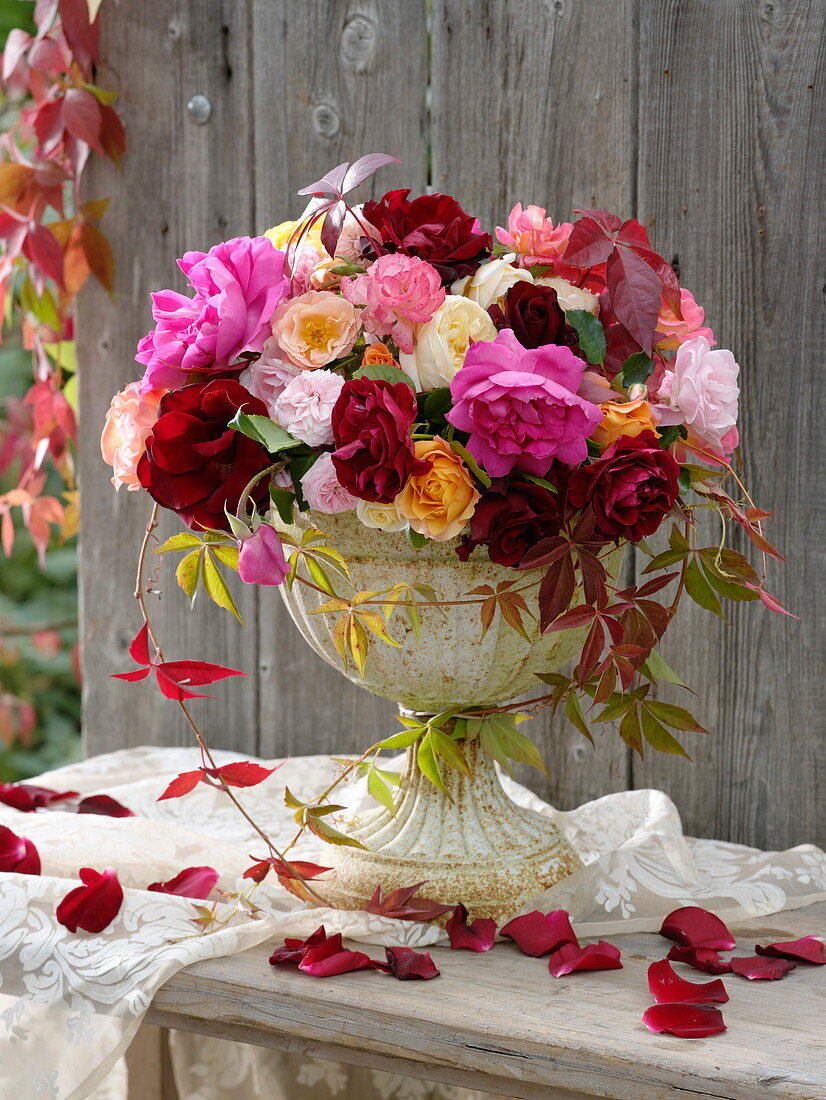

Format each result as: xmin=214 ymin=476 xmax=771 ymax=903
xmin=148 ymin=900 xmax=826 ymax=1100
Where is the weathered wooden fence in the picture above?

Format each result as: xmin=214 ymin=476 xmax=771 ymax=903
xmin=78 ymin=0 xmax=825 ymax=850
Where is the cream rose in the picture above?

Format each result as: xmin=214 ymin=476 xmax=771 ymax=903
xmin=537 ymin=275 xmax=600 ymax=316
xmin=271 ymin=290 xmax=360 ymax=369
xmin=356 ymin=498 xmax=409 ymax=533
xmin=398 ymin=296 xmax=497 ymax=392
xmin=451 ymin=255 xmax=533 ymax=310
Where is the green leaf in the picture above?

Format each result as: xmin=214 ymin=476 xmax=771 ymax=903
xmin=641 ymin=649 xmax=687 ymax=688
xmin=478 ymin=723 xmax=514 ymax=776
xmin=619 ymin=706 xmax=644 ymax=756
xmin=367 ymin=768 xmax=397 ymax=813
xmin=408 ymin=529 xmax=428 ymax=550
xmin=642 ymin=548 xmax=689 ymax=573
xmin=490 ymin=714 xmax=547 ymax=772
xmin=211 ymin=545 xmax=239 ymax=571
xmin=202 ymin=551 xmax=244 ymax=624
xmin=352 ymin=362 xmax=417 ymax=390
xmin=685 ymin=557 xmax=724 ymax=618
xmin=269 ymin=486 xmax=295 ymax=525
xmin=520 ymin=473 xmax=558 ymax=493
xmin=699 ymin=558 xmax=760 ymax=603
xmin=595 ymin=694 xmax=633 ymax=724
xmin=305 ymin=555 xmax=338 ymax=596
xmin=566 ymin=309 xmax=607 ymax=366
xmin=429 ymin=725 xmax=472 ymax=775
xmin=306 ymin=815 xmax=366 ymax=848
xmin=640 ymin=707 xmax=691 ymax=758
xmin=620 ymin=352 xmax=655 ymax=387
xmin=678 ymin=466 xmax=692 ymax=494
xmin=422 ymin=387 xmax=452 ymax=423
xmin=229 ymin=410 xmax=304 ymax=453
xmin=154 ymin=532 xmax=203 ymax=555
xmin=448 ymin=439 xmax=491 ymax=488
xmin=658 ymin=424 xmax=687 ymax=449
xmin=645 ymin=700 xmax=709 ymax=734
xmin=377 ymin=726 xmax=426 ymax=751
xmin=175 ymin=549 xmax=202 ymax=602
xmin=417 ymin=732 xmax=448 ymax=794
xmin=565 ymin=692 xmax=594 ymax=745
xmin=283 ymin=787 xmax=305 ymax=809
xmin=669 ymin=524 xmax=690 ymax=553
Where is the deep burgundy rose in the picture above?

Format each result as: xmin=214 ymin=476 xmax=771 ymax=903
xmin=568 ymin=430 xmax=680 ymax=542
xmin=361 ymin=189 xmax=492 ymax=285
xmin=457 ymin=477 xmax=563 ymax=566
xmin=137 ymin=377 xmax=272 ymax=531
xmin=489 ymin=282 xmax=579 ymax=352
xmin=331 ymin=378 xmax=428 ymax=503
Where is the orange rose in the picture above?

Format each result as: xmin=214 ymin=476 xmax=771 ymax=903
xmin=591 ymin=398 xmax=658 ymax=449
xmin=362 ymin=341 xmax=399 ymax=367
xmin=101 ymin=381 xmax=166 ymax=490
xmin=396 ymin=437 xmax=480 ymax=541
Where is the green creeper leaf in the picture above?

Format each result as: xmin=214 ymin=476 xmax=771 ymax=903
xmin=669 ymin=525 xmax=690 ymax=553
xmin=357 ymin=609 xmax=401 ymax=647
xmin=565 ymin=692 xmax=594 ymax=745
xmin=175 ymin=549 xmax=201 ymax=602
xmin=645 ymin=700 xmax=709 ymax=734
xmin=352 ymin=362 xmax=417 ymax=389
xmin=490 ymin=715 xmax=547 ymax=772
xmin=429 ymin=725 xmax=472 ymax=776
xmin=283 ymin=787 xmax=305 ymax=809
xmin=566 ymin=309 xmax=607 ymax=366
xmin=619 ymin=706 xmax=644 ymax=756
xmin=642 ymin=548 xmax=689 ymax=573
xmin=367 ymin=768 xmax=397 ymax=813
xmin=377 ymin=726 xmax=426 ymax=751
xmin=447 ymin=439 xmax=492 ymax=488
xmin=620 ymin=352 xmax=655 ymax=387
xmin=699 ymin=558 xmax=760 ymax=603
xmin=478 ymin=722 xmax=514 ymax=776
xmin=417 ymin=732 xmax=447 ymax=794
xmin=305 ymin=555 xmax=337 ymax=596
xmin=202 ymin=550 xmax=244 ymax=624
xmin=685 ymin=557 xmax=725 ymax=618
xmin=641 ymin=649 xmax=687 ymax=688
xmin=640 ymin=707 xmax=691 ymax=758
xmin=229 ymin=410 xmax=304 ymax=453
xmin=306 ymin=815 xmax=366 ymax=848
xmin=211 ymin=545 xmax=239 ymax=571
xmin=154 ymin=532 xmax=203 ymax=555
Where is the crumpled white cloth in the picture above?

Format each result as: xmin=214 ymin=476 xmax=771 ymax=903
xmin=0 ymin=746 xmax=823 ymax=1100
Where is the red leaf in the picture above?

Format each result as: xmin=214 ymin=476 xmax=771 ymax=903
xmin=0 ymin=782 xmax=77 ymax=812
xmin=563 ymin=216 xmax=615 ymax=267
xmin=56 ymin=867 xmax=123 ymax=933
xmin=445 ymin=904 xmax=496 ymax=952
xmin=157 ymin=770 xmax=203 ymax=801
xmin=642 ymin=1003 xmax=726 ymax=1038
xmin=98 ymin=103 xmax=126 ymax=165
xmin=111 ymin=667 xmax=151 ymax=683
xmin=33 ymin=98 xmax=64 ymax=155
xmin=155 ymin=659 xmax=247 ymax=686
xmin=365 ymin=881 xmax=453 ymax=922
xmin=297 ymin=933 xmax=374 ymax=977
xmin=543 ymin=605 xmax=595 ymax=634
xmin=243 ymin=857 xmax=331 ymax=885
xmin=0 ymin=824 xmax=41 ymax=874
xmin=61 ymin=88 xmax=102 ymax=151
xmin=666 ymin=946 xmax=732 ymax=975
xmin=500 ymin=909 xmax=578 ymax=957
xmin=548 ymin=940 xmax=622 ymax=977
xmin=59 ymin=0 xmax=101 ymax=71
xmin=383 ymin=946 xmax=440 ymax=981
xmin=755 ymin=936 xmax=825 ymax=965
xmin=648 ymin=959 xmax=728 ymax=1005
xmin=729 ymin=955 xmax=796 ymax=981
xmin=23 ymin=224 xmax=65 ymax=286
xmin=207 ymin=761 xmax=277 ymax=788
xmin=129 ymin=623 xmax=151 ymax=666
xmin=659 ymin=907 xmax=736 ymax=951
xmin=574 ymin=208 xmax=624 ymax=235
xmin=80 ymin=221 xmax=114 ymax=293
xmin=539 ymin=553 xmax=576 ymax=632
xmin=2 ymin=28 xmax=32 ymax=83
xmin=78 ymin=794 xmax=135 ymax=818
xmin=153 ymin=668 xmax=210 ymax=701
xmin=147 ymin=866 xmax=218 ymax=900
xmin=606 ymin=247 xmax=662 ymax=354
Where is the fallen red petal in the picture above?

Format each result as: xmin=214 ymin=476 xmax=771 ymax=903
xmin=755 ymin=936 xmax=825 ymax=966
xmin=383 ymin=945 xmax=440 ymax=980
xmin=0 ymin=824 xmax=41 ymax=874
xmin=445 ymin=904 xmax=496 ymax=952
xmin=729 ymin=955 xmax=796 ymax=980
xmin=298 ymin=935 xmax=374 ymax=976
xmin=0 ymin=782 xmax=78 ymax=812
xmin=147 ymin=866 xmax=218 ymax=899
xmin=500 ymin=909 xmax=578 ymax=957
xmin=642 ymin=1003 xmax=726 ymax=1038
xmin=648 ymin=959 xmax=728 ymax=1005
xmin=77 ymin=794 xmax=135 ymax=818
xmin=548 ymin=940 xmax=622 ymax=977
xmin=666 ymin=945 xmax=731 ymax=975
xmin=659 ymin=906 xmax=736 ymax=950
xmin=56 ymin=867 xmax=123 ymax=933
xmin=269 ymin=925 xmax=328 ymax=966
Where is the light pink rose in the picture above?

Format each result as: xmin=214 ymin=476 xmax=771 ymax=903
xmin=239 ymin=341 xmax=301 ymax=415
xmin=273 ymin=370 xmax=345 ymax=447
xmin=655 ymin=336 xmax=739 ymax=449
xmin=496 ymin=204 xmax=573 ymax=269
xmin=300 ymin=452 xmax=359 ymax=513
xmin=655 ymin=288 xmax=715 ymax=350
xmin=238 ymin=523 xmax=290 ymax=587
xmin=100 ymin=381 xmax=165 ymax=490
xmin=271 ymin=290 xmax=361 ymax=369
xmin=341 ymin=254 xmax=445 ymax=354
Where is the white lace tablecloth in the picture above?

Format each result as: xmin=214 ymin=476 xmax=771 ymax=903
xmin=0 ymin=746 xmax=823 ymax=1100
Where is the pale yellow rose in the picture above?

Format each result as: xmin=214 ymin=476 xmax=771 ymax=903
xmin=451 ymin=255 xmax=533 ymax=310
xmin=100 ymin=381 xmax=166 ymax=491
xmin=271 ymin=290 xmax=360 ymax=369
xmin=396 ymin=437 xmax=480 ymax=542
xmin=537 ymin=275 xmax=600 ymax=315
xmin=398 ymin=296 xmax=497 ymax=392
xmin=591 ymin=398 xmax=659 ymax=448
xmin=356 ymin=498 xmax=409 ymax=533
xmin=264 ymin=219 xmax=324 ymax=253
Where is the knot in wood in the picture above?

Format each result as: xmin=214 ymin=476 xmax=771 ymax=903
xmin=340 ymin=14 xmax=377 ymax=71
xmin=312 ymin=102 xmax=341 ymax=139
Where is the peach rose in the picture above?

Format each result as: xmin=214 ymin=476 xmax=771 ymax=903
xmin=591 ymin=398 xmax=659 ymax=449
xmin=362 ymin=341 xmax=399 ymax=366
xmin=101 ymin=381 xmax=166 ymax=490
xmin=396 ymin=437 xmax=480 ymax=542
xmin=655 ymin=288 xmax=715 ymax=351
xmin=271 ymin=290 xmax=360 ymax=369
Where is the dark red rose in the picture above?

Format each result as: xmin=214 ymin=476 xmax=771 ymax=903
xmin=489 ymin=282 xmax=579 ymax=352
xmin=457 ymin=477 xmax=563 ymax=566
xmin=137 ymin=377 xmax=272 ymax=531
xmin=331 ymin=378 xmax=428 ymax=503
xmin=361 ymin=189 xmax=492 ymax=285
xmin=568 ymin=430 xmax=679 ymax=542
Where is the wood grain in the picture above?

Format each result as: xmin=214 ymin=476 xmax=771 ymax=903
xmin=125 ymin=1025 xmax=179 ymax=1100
xmin=147 ymin=901 xmax=826 ymax=1100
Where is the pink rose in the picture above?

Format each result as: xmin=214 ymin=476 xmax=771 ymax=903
xmin=101 ymin=381 xmax=166 ymax=490
xmin=300 ymin=453 xmax=359 ymax=513
xmin=273 ymin=370 xmax=345 ymax=447
xmin=271 ymin=290 xmax=360 ymax=369
xmin=137 ymin=236 xmax=289 ymax=392
xmin=341 ymin=254 xmax=445 ymax=354
xmin=446 ymin=329 xmax=602 ymax=476
xmin=238 ymin=523 xmax=290 ymax=587
xmin=496 ymin=204 xmax=573 ymax=270
xmin=239 ymin=342 xmax=301 ymax=416
xmin=655 ymin=336 xmax=739 ymax=449
xmin=655 ymin=288 xmax=715 ymax=350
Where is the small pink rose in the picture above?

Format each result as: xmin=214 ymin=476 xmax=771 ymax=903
xmin=341 ymin=254 xmax=445 ymax=354
xmin=238 ymin=524 xmax=290 ymax=587
xmin=300 ymin=453 xmax=359 ymax=514
xmin=273 ymin=370 xmax=345 ymax=447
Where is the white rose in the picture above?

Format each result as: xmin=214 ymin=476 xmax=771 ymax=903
xmin=399 ymin=296 xmax=498 ymax=391
xmin=356 ymin=498 xmax=409 ymax=532
xmin=451 ymin=255 xmax=533 ymax=310
xmin=537 ymin=275 xmax=600 ymax=316
xmin=273 ymin=370 xmax=345 ymax=448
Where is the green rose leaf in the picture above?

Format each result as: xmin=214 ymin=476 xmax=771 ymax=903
xmin=566 ymin=309 xmax=607 ymax=366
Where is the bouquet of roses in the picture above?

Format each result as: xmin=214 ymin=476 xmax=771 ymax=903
xmin=103 ymin=153 xmax=783 ymax=760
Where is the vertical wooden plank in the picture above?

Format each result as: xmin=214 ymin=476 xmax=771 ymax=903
xmin=250 ymin=0 xmax=429 ymax=757
xmin=633 ymin=0 xmax=826 ymax=847
xmin=78 ymin=1 xmax=261 ymax=757
xmin=430 ymin=0 xmax=638 ymax=808
xmin=125 ymin=1025 xmax=179 ymax=1100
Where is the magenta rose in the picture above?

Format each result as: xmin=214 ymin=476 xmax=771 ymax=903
xmin=137 ymin=236 xmax=289 ymax=392
xmin=567 ymin=430 xmax=680 ymax=542
xmin=446 ymin=329 xmax=602 ymax=477
xmin=331 ymin=379 xmax=428 ymax=503
xmin=361 ymin=189 xmax=492 ymax=285
xmin=456 ymin=477 xmax=563 ymax=567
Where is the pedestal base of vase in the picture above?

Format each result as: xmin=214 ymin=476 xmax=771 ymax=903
xmin=321 ymin=741 xmax=582 ymax=923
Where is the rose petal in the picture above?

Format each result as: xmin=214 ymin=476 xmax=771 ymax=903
xmin=0 ymin=824 xmax=41 ymax=875
xmin=0 ymin=782 xmax=77 ymax=812
xmin=548 ymin=940 xmax=622 ymax=977
xmin=445 ymin=904 xmax=496 ymax=952
xmin=269 ymin=925 xmax=328 ymax=966
xmin=298 ymin=941 xmax=375 ymax=977
xmin=755 ymin=936 xmax=825 ymax=966
xmin=659 ymin=906 xmax=736 ymax=951
xmin=56 ymin=867 xmax=123 ymax=933
xmin=729 ymin=955 xmax=796 ymax=981
xmin=666 ymin=946 xmax=732 ymax=975
xmin=642 ymin=1003 xmax=726 ymax=1038
xmin=500 ymin=909 xmax=578 ymax=957
xmin=78 ymin=794 xmax=135 ymax=818
xmin=383 ymin=946 xmax=440 ymax=981
xmin=648 ymin=959 xmax=728 ymax=1004
xmin=147 ymin=866 xmax=219 ymax=899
